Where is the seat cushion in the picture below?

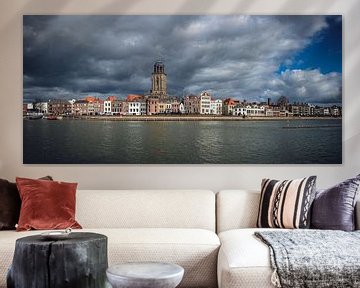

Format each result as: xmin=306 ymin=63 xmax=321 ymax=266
xmin=0 ymin=228 xmax=220 ymax=288
xmin=218 ymin=228 xmax=280 ymax=288
xmin=103 ymin=228 xmax=220 ymax=288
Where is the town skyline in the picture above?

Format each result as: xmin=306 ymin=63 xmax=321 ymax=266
xmin=24 ymin=15 xmax=342 ymax=105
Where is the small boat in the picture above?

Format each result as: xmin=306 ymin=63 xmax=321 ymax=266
xmin=27 ymin=115 xmax=43 ymax=120
xmin=25 ymin=112 xmax=43 ymax=120
xmin=45 ymin=115 xmax=63 ymax=120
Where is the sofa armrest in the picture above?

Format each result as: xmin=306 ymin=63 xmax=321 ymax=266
xmin=356 ymin=200 xmax=360 ymax=230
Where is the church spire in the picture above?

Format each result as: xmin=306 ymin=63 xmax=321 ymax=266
xmin=150 ymin=61 xmax=167 ymax=98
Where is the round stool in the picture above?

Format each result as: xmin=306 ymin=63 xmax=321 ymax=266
xmin=7 ymin=232 xmax=108 ymax=288
xmin=106 ymin=262 xmax=184 ymax=288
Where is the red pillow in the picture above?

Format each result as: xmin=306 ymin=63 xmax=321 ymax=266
xmin=16 ymin=177 xmax=82 ymax=231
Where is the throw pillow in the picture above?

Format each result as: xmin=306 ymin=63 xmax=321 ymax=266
xmin=0 ymin=179 xmax=20 ymax=230
xmin=311 ymin=174 xmax=360 ymax=231
xmin=0 ymin=176 xmax=53 ymax=230
xmin=257 ymin=176 xmax=317 ymax=229
xmin=16 ymin=177 xmax=82 ymax=231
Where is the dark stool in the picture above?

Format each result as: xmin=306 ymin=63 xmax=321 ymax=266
xmin=7 ymin=232 xmax=108 ymax=288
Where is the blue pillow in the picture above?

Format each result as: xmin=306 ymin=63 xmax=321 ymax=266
xmin=311 ymin=174 xmax=360 ymax=231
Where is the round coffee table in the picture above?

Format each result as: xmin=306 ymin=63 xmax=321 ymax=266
xmin=106 ymin=262 xmax=184 ymax=288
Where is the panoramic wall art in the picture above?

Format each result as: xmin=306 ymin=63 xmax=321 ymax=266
xmin=23 ymin=15 xmax=342 ymax=164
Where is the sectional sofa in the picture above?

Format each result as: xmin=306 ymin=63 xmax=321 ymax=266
xmin=0 ymin=189 xmax=359 ymax=288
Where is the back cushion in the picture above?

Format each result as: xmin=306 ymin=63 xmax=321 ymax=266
xmin=76 ymin=190 xmax=215 ymax=231
xmin=217 ymin=190 xmax=260 ymax=233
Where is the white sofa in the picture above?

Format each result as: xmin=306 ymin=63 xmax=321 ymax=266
xmin=1 ymin=189 xmax=359 ymax=288
xmin=216 ymin=190 xmax=360 ymax=288
xmin=0 ymin=190 xmax=220 ymax=288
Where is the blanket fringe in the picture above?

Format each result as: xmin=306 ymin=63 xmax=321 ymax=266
xmin=271 ymin=269 xmax=281 ymax=287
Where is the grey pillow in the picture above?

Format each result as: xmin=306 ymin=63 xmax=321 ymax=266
xmin=311 ymin=174 xmax=360 ymax=231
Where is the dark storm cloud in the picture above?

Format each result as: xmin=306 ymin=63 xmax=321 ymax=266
xmin=23 ymin=15 xmax=341 ymax=104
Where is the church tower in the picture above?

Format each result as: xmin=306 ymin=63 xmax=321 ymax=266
xmin=150 ymin=61 xmax=167 ymax=98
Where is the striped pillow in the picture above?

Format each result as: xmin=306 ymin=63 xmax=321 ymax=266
xmin=257 ymin=176 xmax=317 ymax=229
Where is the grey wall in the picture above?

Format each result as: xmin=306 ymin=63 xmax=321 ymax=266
xmin=0 ymin=0 xmax=359 ymax=191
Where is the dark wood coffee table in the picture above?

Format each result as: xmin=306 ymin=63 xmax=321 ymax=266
xmin=7 ymin=232 xmax=108 ymax=288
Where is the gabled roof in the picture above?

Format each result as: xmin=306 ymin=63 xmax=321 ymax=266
xmin=185 ymin=94 xmax=199 ymax=100
xmin=223 ymin=98 xmax=240 ymax=105
xmin=74 ymin=99 xmax=89 ymax=104
xmin=84 ymin=96 xmax=97 ymax=102
xmin=107 ymin=96 xmax=117 ymax=101
xmin=126 ymin=94 xmax=144 ymax=102
xmin=49 ymin=99 xmax=72 ymax=104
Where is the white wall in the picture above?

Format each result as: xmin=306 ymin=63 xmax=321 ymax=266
xmin=0 ymin=0 xmax=359 ymax=191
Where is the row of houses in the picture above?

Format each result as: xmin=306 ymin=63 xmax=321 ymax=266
xmin=24 ymin=93 xmax=341 ymax=117
xmin=224 ymin=99 xmax=342 ymax=117
xmin=24 ymin=92 xmax=225 ymax=116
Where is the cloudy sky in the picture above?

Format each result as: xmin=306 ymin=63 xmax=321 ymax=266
xmin=23 ymin=15 xmax=342 ymax=105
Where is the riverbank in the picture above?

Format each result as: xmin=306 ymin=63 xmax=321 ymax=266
xmin=65 ymin=115 xmax=341 ymax=122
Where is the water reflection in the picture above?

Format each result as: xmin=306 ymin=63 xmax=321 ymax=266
xmin=23 ymin=119 xmax=342 ymax=164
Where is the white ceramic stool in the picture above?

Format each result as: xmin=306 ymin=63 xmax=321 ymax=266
xmin=106 ymin=262 xmax=184 ymax=288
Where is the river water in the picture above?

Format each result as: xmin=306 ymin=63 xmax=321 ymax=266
xmin=23 ymin=119 xmax=342 ymax=164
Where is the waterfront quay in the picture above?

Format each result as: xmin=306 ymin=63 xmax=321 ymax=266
xmin=70 ymin=115 xmax=341 ymax=122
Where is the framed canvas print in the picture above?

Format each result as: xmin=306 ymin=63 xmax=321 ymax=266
xmin=23 ymin=15 xmax=342 ymax=164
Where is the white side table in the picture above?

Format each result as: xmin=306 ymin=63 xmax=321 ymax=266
xmin=106 ymin=262 xmax=184 ymax=288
